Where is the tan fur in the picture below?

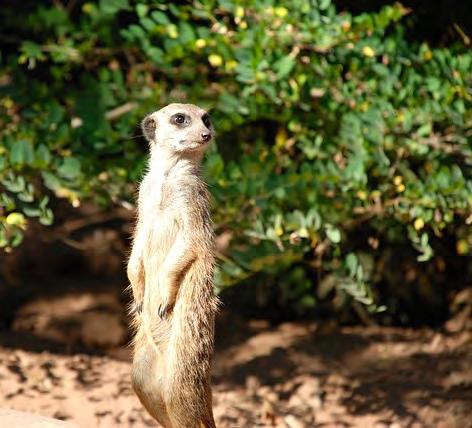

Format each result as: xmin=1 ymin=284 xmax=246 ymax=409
xmin=127 ymin=104 xmax=219 ymax=428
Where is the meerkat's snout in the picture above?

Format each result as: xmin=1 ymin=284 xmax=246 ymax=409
xmin=201 ymin=132 xmax=211 ymax=142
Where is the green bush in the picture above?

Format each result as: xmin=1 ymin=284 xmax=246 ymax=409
xmin=0 ymin=1 xmax=470 ymax=317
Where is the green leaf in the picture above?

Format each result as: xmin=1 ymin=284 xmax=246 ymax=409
xmin=151 ymin=10 xmax=170 ymax=25
xmin=326 ymin=225 xmax=341 ymax=243
xmin=11 ymin=230 xmax=24 ymax=247
xmin=345 ymin=253 xmax=358 ymax=277
xmin=273 ymin=56 xmax=295 ymax=79
xmin=57 ymin=158 xmax=81 ymax=180
xmin=300 ymin=295 xmax=316 ymax=308
xmin=0 ymin=229 xmax=8 ymax=247
xmin=205 ymin=153 xmax=224 ymax=177
xmin=42 ymin=172 xmax=61 ymax=191
xmin=140 ymin=17 xmax=156 ymax=32
xmin=0 ymin=193 xmax=15 ymax=211
xmin=128 ymin=24 xmax=146 ymax=39
xmin=2 ymin=174 xmax=25 ymax=193
xmin=147 ymin=46 xmax=164 ymax=63
xmin=20 ymin=41 xmax=43 ymax=59
xmin=179 ymin=22 xmax=195 ymax=43
xmin=136 ymin=3 xmax=148 ymax=17
xmin=10 ymin=140 xmax=33 ymax=166
xmin=10 ymin=142 xmax=24 ymax=165
xmin=99 ymin=0 xmax=129 ymax=14
xmin=39 ymin=208 xmax=54 ymax=226
xmin=318 ymin=0 xmax=331 ymax=10
xmin=39 ymin=196 xmax=50 ymax=210
xmin=23 ymin=206 xmax=41 ymax=217
xmin=17 ymin=183 xmax=34 ymax=202
xmin=35 ymin=144 xmax=51 ymax=167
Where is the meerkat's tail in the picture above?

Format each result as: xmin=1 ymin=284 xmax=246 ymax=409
xmin=164 ymin=264 xmax=219 ymax=428
xmin=201 ymin=416 xmax=217 ymax=428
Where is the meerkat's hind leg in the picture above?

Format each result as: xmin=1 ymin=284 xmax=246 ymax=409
xmin=165 ymin=383 xmax=215 ymax=428
xmin=131 ymin=344 xmax=172 ymax=427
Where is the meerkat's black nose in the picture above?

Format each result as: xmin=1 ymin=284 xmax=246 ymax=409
xmin=201 ymin=133 xmax=211 ymax=142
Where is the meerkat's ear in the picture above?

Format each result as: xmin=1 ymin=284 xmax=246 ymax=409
xmin=141 ymin=115 xmax=157 ymax=142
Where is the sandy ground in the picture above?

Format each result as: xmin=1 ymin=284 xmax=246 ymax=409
xmin=0 ymin=287 xmax=471 ymax=427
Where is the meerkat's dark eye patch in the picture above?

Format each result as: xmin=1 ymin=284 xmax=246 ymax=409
xmin=171 ymin=113 xmax=189 ymax=126
xmin=202 ymin=113 xmax=211 ymax=129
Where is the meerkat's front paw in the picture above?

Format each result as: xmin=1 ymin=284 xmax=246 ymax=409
xmin=155 ymin=275 xmax=176 ymax=319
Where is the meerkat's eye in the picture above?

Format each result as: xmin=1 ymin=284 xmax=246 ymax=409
xmin=202 ymin=114 xmax=211 ymax=129
xmin=173 ymin=114 xmax=187 ymax=125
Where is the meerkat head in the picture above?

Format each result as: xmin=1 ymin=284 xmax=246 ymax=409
xmin=141 ymin=103 xmax=214 ymax=155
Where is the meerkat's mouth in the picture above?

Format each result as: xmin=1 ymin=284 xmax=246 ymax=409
xmin=192 ymin=139 xmax=211 ymax=146
xmin=179 ymin=139 xmax=210 ymax=145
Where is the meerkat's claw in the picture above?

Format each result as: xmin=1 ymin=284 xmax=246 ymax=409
xmin=130 ymin=300 xmax=143 ymax=315
xmin=157 ymin=303 xmax=171 ymax=319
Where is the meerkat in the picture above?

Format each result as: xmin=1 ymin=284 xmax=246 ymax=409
xmin=127 ymin=103 xmax=219 ymax=428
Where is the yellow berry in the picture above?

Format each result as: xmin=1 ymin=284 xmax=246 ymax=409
xmin=274 ymin=7 xmax=288 ymax=17
xmin=456 ymin=239 xmax=469 ymax=255
xmin=414 ymin=218 xmax=425 ymax=230
xmin=362 ymin=46 xmax=375 ymax=57
xmin=298 ymin=227 xmax=309 ymax=238
xmin=167 ymin=24 xmax=179 ymax=39
xmin=235 ymin=6 xmax=244 ymax=18
xmin=5 ymin=213 xmax=26 ymax=229
xmin=208 ymin=54 xmax=223 ymax=67
xmin=195 ymin=39 xmax=207 ymax=48
xmin=225 ymin=60 xmax=238 ymax=71
xmin=423 ymin=49 xmax=433 ymax=61
xmin=82 ymin=3 xmax=94 ymax=14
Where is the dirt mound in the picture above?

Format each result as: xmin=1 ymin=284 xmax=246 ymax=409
xmin=1 ymin=319 xmax=471 ymax=427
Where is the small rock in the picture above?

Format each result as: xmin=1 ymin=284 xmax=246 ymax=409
xmin=0 ymin=409 xmax=78 ymax=427
xmin=245 ymin=375 xmax=260 ymax=396
xmin=260 ymin=398 xmax=277 ymax=426
xmin=284 ymin=414 xmax=305 ymax=428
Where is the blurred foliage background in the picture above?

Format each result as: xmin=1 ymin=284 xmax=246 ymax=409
xmin=0 ymin=0 xmax=471 ymax=325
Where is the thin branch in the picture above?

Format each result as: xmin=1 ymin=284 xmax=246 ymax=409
xmin=419 ymin=134 xmax=471 ymax=159
xmin=42 ymin=207 xmax=133 ymax=248
xmin=105 ymin=102 xmax=138 ymax=121
xmin=71 ymin=102 xmax=138 ymax=128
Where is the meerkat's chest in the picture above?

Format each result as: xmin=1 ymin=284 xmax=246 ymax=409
xmin=138 ymin=172 xmax=169 ymax=212
xmin=138 ymin=173 xmax=185 ymax=231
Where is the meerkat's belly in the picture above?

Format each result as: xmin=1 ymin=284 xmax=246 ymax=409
xmin=142 ymin=212 xmax=179 ymax=266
